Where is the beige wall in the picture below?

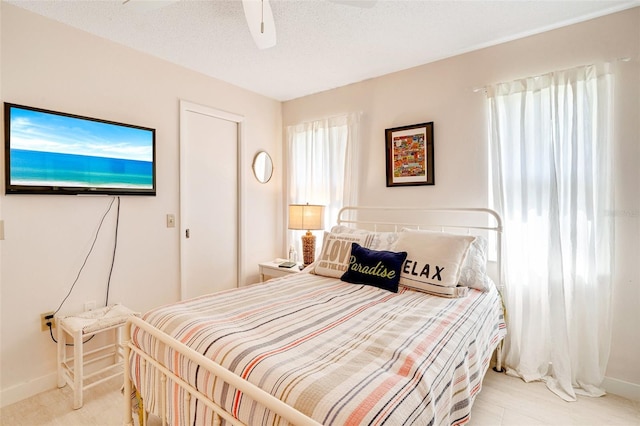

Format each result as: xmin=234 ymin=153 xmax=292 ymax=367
xmin=283 ymin=8 xmax=640 ymax=397
xmin=1 ymin=1 xmax=638 ymax=406
xmin=0 ymin=4 xmax=283 ymax=404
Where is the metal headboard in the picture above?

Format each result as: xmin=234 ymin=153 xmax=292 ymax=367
xmin=336 ymin=206 xmax=503 ymax=291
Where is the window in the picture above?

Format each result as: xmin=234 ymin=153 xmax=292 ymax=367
xmin=286 ymin=113 xmax=361 ymax=257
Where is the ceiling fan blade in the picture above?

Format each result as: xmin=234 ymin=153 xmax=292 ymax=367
xmin=242 ymin=0 xmax=277 ymax=49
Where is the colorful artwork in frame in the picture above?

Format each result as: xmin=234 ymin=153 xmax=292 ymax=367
xmin=385 ymin=122 xmax=434 ymax=187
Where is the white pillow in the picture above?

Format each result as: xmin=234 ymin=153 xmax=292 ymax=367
xmin=367 ymin=231 xmax=400 ymax=251
xmin=314 ymin=232 xmax=374 ymax=278
xmin=330 ymin=225 xmax=368 ymax=235
xmin=330 ymin=225 xmax=400 ymax=251
xmin=458 ymin=236 xmax=491 ymax=291
xmin=394 ymin=229 xmax=475 ymax=297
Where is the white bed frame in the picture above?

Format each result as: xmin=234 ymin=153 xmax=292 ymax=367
xmin=123 ymin=206 xmax=504 ymax=426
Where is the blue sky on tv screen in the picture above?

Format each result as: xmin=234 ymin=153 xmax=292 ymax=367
xmin=10 ymin=106 xmax=153 ymax=162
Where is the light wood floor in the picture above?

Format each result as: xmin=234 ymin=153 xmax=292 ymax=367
xmin=1 ymin=371 xmax=638 ymax=425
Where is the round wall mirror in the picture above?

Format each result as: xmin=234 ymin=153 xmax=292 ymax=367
xmin=252 ymin=151 xmax=273 ymax=184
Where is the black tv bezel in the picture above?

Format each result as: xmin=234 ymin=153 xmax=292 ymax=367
xmin=4 ymin=102 xmax=156 ymax=196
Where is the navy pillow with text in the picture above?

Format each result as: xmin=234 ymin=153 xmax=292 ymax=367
xmin=340 ymin=243 xmax=408 ymax=292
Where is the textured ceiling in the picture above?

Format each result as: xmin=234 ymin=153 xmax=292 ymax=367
xmin=7 ymin=0 xmax=640 ymax=101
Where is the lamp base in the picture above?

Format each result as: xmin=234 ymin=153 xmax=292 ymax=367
xmin=301 ymin=231 xmax=316 ymax=267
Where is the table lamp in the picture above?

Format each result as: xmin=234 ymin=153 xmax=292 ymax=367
xmin=288 ymin=203 xmax=325 ymax=266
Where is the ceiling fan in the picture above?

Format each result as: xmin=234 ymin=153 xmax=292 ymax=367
xmin=241 ymin=0 xmax=376 ymax=50
xmin=241 ymin=0 xmax=276 ymax=50
xmin=124 ymin=0 xmax=376 ymax=51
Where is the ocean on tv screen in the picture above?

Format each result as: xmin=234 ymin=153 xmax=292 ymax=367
xmin=10 ymin=149 xmax=153 ymax=188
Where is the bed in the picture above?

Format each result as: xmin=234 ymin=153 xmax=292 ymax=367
xmin=124 ymin=207 xmax=506 ymax=426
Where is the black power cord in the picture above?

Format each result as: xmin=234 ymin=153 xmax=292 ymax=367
xmin=104 ymin=197 xmax=120 ymax=307
xmin=48 ymin=321 xmax=94 ymax=346
xmin=47 ymin=197 xmax=121 ymax=345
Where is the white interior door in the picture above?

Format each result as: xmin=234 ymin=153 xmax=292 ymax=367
xmin=180 ymin=101 xmax=243 ymax=300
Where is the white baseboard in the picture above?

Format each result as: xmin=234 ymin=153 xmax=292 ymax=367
xmin=0 ymin=372 xmax=57 ymax=408
xmin=603 ymin=375 xmax=640 ymax=401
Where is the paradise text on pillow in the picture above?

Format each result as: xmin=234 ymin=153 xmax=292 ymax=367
xmin=348 ymin=257 xmax=397 ymax=279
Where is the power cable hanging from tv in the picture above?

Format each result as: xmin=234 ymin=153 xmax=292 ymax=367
xmin=48 ymin=197 xmax=121 ymax=345
xmin=53 ymin=196 xmax=121 ymax=315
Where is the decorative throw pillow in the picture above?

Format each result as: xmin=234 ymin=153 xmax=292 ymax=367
xmin=330 ymin=225 xmax=368 ymax=235
xmin=367 ymin=232 xmax=400 ymax=251
xmin=394 ymin=229 xmax=475 ymax=297
xmin=330 ymin=225 xmax=400 ymax=251
xmin=314 ymin=232 xmax=374 ymax=278
xmin=458 ymin=236 xmax=491 ymax=291
xmin=340 ymin=243 xmax=407 ymax=292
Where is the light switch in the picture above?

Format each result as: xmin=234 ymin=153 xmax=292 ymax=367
xmin=166 ymin=214 xmax=176 ymax=228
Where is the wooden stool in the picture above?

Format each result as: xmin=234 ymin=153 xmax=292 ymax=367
xmin=56 ymin=304 xmax=138 ymax=409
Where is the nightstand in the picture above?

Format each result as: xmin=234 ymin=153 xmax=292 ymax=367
xmin=258 ymin=259 xmax=302 ymax=282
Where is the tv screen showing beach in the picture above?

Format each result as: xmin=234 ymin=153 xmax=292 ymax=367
xmin=4 ymin=103 xmax=155 ymax=195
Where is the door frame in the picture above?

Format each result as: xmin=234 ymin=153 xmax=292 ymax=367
xmin=179 ymin=100 xmax=245 ymax=300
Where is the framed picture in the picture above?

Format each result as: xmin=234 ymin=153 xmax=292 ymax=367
xmin=385 ymin=122 xmax=434 ymax=187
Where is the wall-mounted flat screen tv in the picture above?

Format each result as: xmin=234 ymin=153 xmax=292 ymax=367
xmin=4 ymin=103 xmax=156 ymax=195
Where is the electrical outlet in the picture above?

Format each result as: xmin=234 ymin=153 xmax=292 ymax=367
xmin=84 ymin=300 xmax=96 ymax=311
xmin=40 ymin=311 xmax=55 ymax=332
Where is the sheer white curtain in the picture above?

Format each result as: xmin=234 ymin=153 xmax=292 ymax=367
xmin=286 ymin=112 xmax=361 ymax=256
xmin=488 ymin=64 xmax=614 ymax=401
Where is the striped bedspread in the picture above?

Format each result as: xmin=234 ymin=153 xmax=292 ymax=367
xmin=130 ymin=272 xmax=506 ymax=425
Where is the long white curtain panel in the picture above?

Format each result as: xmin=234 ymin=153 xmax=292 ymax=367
xmin=487 ymin=63 xmax=614 ymax=401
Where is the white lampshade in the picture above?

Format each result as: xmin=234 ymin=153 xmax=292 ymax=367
xmin=288 ymin=204 xmax=325 ymax=231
